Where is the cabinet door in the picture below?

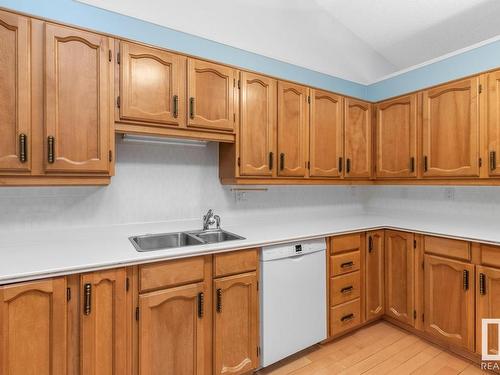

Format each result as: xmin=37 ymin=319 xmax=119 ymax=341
xmin=344 ymin=98 xmax=371 ymax=178
xmin=366 ymin=230 xmax=385 ymax=321
xmin=385 ymin=230 xmax=414 ymax=326
xmin=375 ymin=94 xmax=417 ymax=178
xmin=476 ymin=266 xmax=500 ymax=356
xmin=187 ymin=59 xmax=236 ymax=132
xmin=422 ymin=77 xmax=480 ymax=177
xmin=139 ymin=282 xmax=209 ymax=375
xmin=277 ymin=82 xmax=309 ymax=177
xmin=81 ymin=268 xmax=129 ymax=375
xmin=214 ymin=272 xmax=258 ymax=375
xmin=45 ymin=23 xmax=112 ymax=173
xmin=309 ymin=89 xmax=343 ymax=178
xmin=0 ymin=278 xmax=67 ymax=375
xmin=0 ymin=11 xmax=30 ymax=173
xmin=239 ymin=72 xmax=276 ymax=177
xmin=120 ymin=42 xmax=185 ymax=126
xmin=487 ymin=70 xmax=500 ymax=176
xmin=424 ymin=255 xmax=474 ymax=351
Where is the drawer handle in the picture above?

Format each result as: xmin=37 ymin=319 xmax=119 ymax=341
xmin=216 ymin=288 xmax=222 ymax=313
xmin=341 ymin=313 xmax=354 ymax=322
xmin=341 ymin=261 xmax=354 ymax=269
xmin=340 ymin=286 xmax=354 ymax=294
xmin=198 ymin=292 xmax=204 ymax=318
xmin=83 ymin=283 xmax=92 ymax=315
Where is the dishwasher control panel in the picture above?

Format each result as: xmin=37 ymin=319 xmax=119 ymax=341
xmin=261 ymin=238 xmax=326 ymax=261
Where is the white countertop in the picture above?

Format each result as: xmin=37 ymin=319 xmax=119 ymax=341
xmin=1 ymin=209 xmax=499 ymax=285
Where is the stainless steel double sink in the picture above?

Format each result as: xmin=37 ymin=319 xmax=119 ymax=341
xmin=129 ymin=229 xmax=245 ymax=252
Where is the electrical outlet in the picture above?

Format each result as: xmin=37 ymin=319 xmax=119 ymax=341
xmin=444 ymin=187 xmax=455 ymax=201
xmin=235 ymin=191 xmax=248 ymax=202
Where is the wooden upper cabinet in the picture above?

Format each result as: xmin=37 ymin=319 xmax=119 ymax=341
xmin=239 ymin=72 xmax=276 ymax=177
xmin=366 ymin=230 xmax=385 ymax=321
xmin=44 ymin=23 xmax=112 ymax=173
xmin=344 ymin=98 xmax=371 ymax=178
xmin=375 ymin=94 xmax=418 ymax=178
xmin=0 ymin=278 xmax=67 ymax=375
xmin=139 ymin=282 xmax=209 ymax=375
xmin=309 ymin=90 xmax=343 ymax=178
xmin=187 ymin=59 xmax=236 ymax=132
xmin=422 ymin=77 xmax=480 ymax=177
xmin=214 ymin=272 xmax=258 ymax=375
xmin=476 ymin=266 xmax=500 ymax=356
xmin=0 ymin=11 xmax=30 ymax=173
xmin=487 ymin=70 xmax=500 ymax=176
xmin=277 ymin=81 xmax=309 ymax=177
xmin=424 ymin=255 xmax=475 ymax=351
xmin=80 ymin=269 xmax=129 ymax=375
xmin=384 ymin=230 xmax=414 ymax=326
xmin=120 ymin=42 xmax=185 ymax=126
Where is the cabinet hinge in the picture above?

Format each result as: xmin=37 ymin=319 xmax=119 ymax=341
xmin=479 ymin=84 xmax=483 ymax=94
xmin=117 ymin=52 xmax=120 ymax=64
xmin=135 ymin=307 xmax=139 ymax=321
xmin=116 ymin=96 xmax=121 ymax=108
xmin=237 ymin=157 xmax=240 ymax=167
xmin=126 ymin=277 xmax=130 ymax=292
xmin=109 ymin=150 xmax=113 ymax=162
xmin=66 ymin=287 xmax=71 ymax=301
xmin=413 ymin=310 xmax=417 ymax=319
xmin=413 ymin=239 xmax=417 ymax=249
xmin=108 ymin=49 xmax=112 ymax=62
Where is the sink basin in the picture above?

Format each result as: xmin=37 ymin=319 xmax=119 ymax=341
xmin=189 ymin=229 xmax=245 ymax=244
xmin=130 ymin=232 xmax=204 ymax=252
xmin=129 ymin=229 xmax=245 ymax=251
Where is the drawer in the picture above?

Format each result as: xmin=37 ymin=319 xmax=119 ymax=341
xmin=139 ymin=256 xmax=206 ymax=292
xmin=330 ymin=251 xmax=360 ymax=276
xmin=330 ymin=299 xmax=361 ymax=337
xmin=481 ymin=244 xmax=500 ymax=268
xmin=330 ymin=233 xmax=361 ymax=255
xmin=330 ymin=271 xmax=360 ymax=306
xmin=424 ymin=236 xmax=470 ymax=261
xmin=214 ymin=248 xmax=258 ymax=277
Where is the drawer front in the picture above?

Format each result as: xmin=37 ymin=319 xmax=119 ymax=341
xmin=481 ymin=244 xmax=500 ymax=268
xmin=331 ymin=251 xmax=361 ymax=276
xmin=424 ymin=236 xmax=471 ymax=261
xmin=330 ymin=271 xmax=360 ymax=306
xmin=214 ymin=248 xmax=258 ymax=277
xmin=331 ymin=233 xmax=361 ymax=254
xmin=139 ymin=256 xmax=206 ymax=292
xmin=330 ymin=299 xmax=361 ymax=337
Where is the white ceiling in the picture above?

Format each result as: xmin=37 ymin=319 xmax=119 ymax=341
xmin=78 ymin=0 xmax=500 ymax=84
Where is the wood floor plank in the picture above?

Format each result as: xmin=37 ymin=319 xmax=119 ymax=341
xmin=410 ymin=352 xmax=471 ymax=375
xmin=460 ymin=364 xmax=490 ymax=374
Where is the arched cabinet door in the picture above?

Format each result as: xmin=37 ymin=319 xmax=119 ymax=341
xmin=344 ymin=98 xmax=372 ymax=178
xmin=0 ymin=11 xmax=30 ymax=173
xmin=44 ymin=23 xmax=113 ymax=174
xmin=366 ymin=230 xmax=385 ymax=321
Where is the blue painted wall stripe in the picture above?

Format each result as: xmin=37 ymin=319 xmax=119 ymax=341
xmin=1 ymin=0 xmax=500 ymax=101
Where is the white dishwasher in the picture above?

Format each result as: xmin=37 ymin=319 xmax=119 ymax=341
xmin=260 ymin=238 xmax=327 ymax=367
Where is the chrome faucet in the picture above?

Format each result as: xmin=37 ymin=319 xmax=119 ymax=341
xmin=202 ymin=209 xmax=215 ymax=230
xmin=214 ymin=215 xmax=221 ymax=229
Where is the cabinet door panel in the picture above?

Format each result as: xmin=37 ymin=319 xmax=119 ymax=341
xmin=487 ymin=70 xmax=500 ymax=176
xmin=0 ymin=278 xmax=67 ymax=375
xmin=239 ymin=72 xmax=276 ymax=176
xmin=309 ymin=90 xmax=343 ymax=178
xmin=476 ymin=266 xmax=500 ymax=356
xmin=45 ymin=23 xmax=111 ymax=173
xmin=366 ymin=230 xmax=385 ymax=321
xmin=188 ymin=59 xmax=235 ymax=132
xmin=139 ymin=283 xmax=208 ymax=375
xmin=81 ymin=268 xmax=129 ymax=375
xmin=120 ymin=42 xmax=185 ymax=126
xmin=0 ymin=11 xmax=30 ymax=173
xmin=422 ymin=77 xmax=479 ymax=177
xmin=424 ymin=255 xmax=474 ymax=351
xmin=214 ymin=272 xmax=258 ymax=375
xmin=375 ymin=94 xmax=417 ymax=178
xmin=345 ymin=98 xmax=371 ymax=178
xmin=277 ymin=82 xmax=308 ymax=177
xmin=385 ymin=230 xmax=414 ymax=326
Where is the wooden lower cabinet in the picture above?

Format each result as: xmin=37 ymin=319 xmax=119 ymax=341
xmin=476 ymin=266 xmax=500 ymax=356
xmin=214 ymin=272 xmax=259 ymax=375
xmin=424 ymin=255 xmax=475 ymax=351
xmin=384 ymin=230 xmax=415 ymax=326
xmin=365 ymin=230 xmax=385 ymax=321
xmin=0 ymin=278 xmax=67 ymax=375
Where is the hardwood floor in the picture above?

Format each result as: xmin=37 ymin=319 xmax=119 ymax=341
xmin=256 ymin=322 xmax=488 ymax=375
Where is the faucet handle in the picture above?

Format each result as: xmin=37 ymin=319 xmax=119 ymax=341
xmin=214 ymin=215 xmax=221 ymax=229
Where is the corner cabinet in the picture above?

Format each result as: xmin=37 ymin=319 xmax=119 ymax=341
xmin=344 ymin=98 xmax=372 ymax=178
xmin=422 ymin=77 xmax=480 ymax=177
